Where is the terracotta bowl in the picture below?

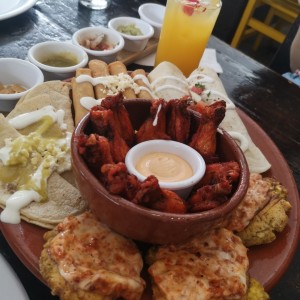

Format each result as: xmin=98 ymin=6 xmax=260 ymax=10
xmin=71 ymin=99 xmax=249 ymax=244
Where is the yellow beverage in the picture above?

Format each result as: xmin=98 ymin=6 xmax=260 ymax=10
xmin=155 ymin=0 xmax=222 ymax=76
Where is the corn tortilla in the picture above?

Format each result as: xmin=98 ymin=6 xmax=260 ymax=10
xmin=0 ymin=81 xmax=87 ymax=229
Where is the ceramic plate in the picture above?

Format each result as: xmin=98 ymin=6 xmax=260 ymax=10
xmin=0 ymin=109 xmax=299 ymax=298
xmin=0 ymin=254 xmax=29 ymax=300
xmin=0 ymin=0 xmax=37 ymax=21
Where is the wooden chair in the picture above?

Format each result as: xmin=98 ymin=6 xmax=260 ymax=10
xmin=231 ymin=0 xmax=300 ymax=50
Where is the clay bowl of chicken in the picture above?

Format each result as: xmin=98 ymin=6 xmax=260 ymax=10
xmin=71 ymin=94 xmax=249 ymax=244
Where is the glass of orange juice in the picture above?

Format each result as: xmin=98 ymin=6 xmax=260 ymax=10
xmin=155 ymin=0 xmax=222 ymax=76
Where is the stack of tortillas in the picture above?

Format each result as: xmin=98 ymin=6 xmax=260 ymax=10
xmin=0 ymin=81 xmax=87 ymax=229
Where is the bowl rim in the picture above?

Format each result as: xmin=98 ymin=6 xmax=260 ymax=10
xmin=27 ymin=41 xmax=88 ymax=73
xmin=71 ymin=103 xmax=250 ymax=223
xmin=0 ymin=58 xmax=44 ymax=100
xmin=108 ymin=17 xmax=154 ymax=41
xmin=72 ymin=25 xmax=125 ymax=56
xmin=138 ymin=3 xmax=165 ymax=28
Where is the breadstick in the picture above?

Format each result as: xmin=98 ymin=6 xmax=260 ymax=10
xmin=108 ymin=61 xmax=136 ymax=99
xmin=72 ymin=68 xmax=94 ymax=125
xmin=131 ymin=69 xmax=153 ymax=99
xmin=88 ymin=60 xmax=110 ymax=99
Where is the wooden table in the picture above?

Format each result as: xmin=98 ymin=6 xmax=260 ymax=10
xmin=1 ymin=1 xmax=300 ymax=299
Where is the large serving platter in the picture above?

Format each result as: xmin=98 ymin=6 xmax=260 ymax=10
xmin=0 ymin=0 xmax=37 ymax=21
xmin=0 ymin=107 xmax=299 ymax=298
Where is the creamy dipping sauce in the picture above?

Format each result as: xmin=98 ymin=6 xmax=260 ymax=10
xmin=136 ymin=152 xmax=193 ymax=182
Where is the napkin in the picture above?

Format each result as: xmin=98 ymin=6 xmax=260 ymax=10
xmin=134 ymin=52 xmax=156 ymax=66
xmin=134 ymin=48 xmax=223 ymax=74
xmin=199 ymin=48 xmax=223 ymax=73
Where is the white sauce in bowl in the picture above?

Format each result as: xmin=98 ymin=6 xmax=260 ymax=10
xmin=136 ymin=152 xmax=193 ymax=183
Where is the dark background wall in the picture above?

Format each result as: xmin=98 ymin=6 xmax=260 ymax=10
xmin=212 ymin=0 xmax=248 ymax=43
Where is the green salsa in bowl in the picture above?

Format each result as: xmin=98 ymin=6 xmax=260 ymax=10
xmin=108 ymin=17 xmax=154 ymax=52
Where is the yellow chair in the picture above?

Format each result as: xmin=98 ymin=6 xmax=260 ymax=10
xmin=231 ymin=0 xmax=300 ymax=50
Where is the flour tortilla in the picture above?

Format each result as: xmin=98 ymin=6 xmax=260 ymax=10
xmin=0 ymin=81 xmax=87 ymax=229
xmin=189 ymin=67 xmax=271 ymax=174
xmin=148 ymin=61 xmax=190 ymax=100
xmin=6 ymin=81 xmax=74 ymax=132
xmin=6 ymin=80 xmax=76 ymax=186
xmin=0 ymin=113 xmax=20 ymax=144
xmin=0 ymin=171 xmax=87 ymax=229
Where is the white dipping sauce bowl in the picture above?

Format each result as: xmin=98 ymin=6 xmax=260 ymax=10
xmin=138 ymin=3 xmax=166 ymax=39
xmin=72 ymin=26 xmax=125 ymax=63
xmin=0 ymin=58 xmax=44 ymax=112
xmin=27 ymin=41 xmax=88 ymax=80
xmin=108 ymin=16 xmax=154 ymax=52
xmin=125 ymin=139 xmax=206 ymax=199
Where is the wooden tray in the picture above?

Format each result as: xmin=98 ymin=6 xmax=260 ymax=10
xmin=117 ymin=38 xmax=158 ymax=65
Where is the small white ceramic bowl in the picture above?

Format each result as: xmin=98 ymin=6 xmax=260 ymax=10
xmin=108 ymin=16 xmax=154 ymax=52
xmin=0 ymin=58 xmax=44 ymax=112
xmin=72 ymin=26 xmax=125 ymax=63
xmin=27 ymin=41 xmax=88 ymax=80
xmin=138 ymin=3 xmax=165 ymax=39
xmin=125 ymin=139 xmax=206 ymax=199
